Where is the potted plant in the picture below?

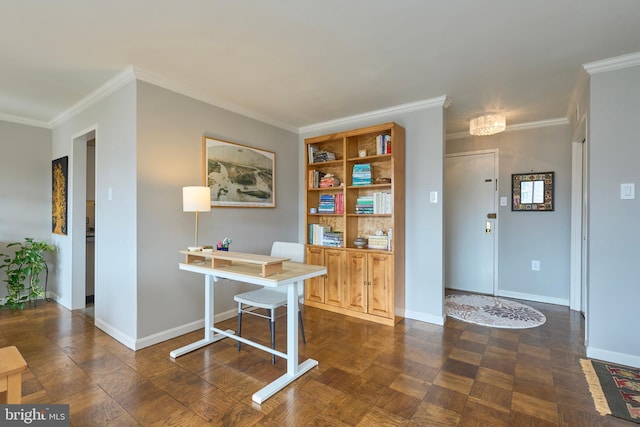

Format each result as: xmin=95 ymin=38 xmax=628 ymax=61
xmin=0 ymin=238 xmax=55 ymax=309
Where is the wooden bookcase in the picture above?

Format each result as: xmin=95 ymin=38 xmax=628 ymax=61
xmin=304 ymin=122 xmax=405 ymax=326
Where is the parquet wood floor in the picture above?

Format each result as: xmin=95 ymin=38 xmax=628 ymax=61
xmin=0 ymin=295 xmax=635 ymax=426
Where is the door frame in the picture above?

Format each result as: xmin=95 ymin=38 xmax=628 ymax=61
xmin=570 ymin=114 xmax=588 ymax=315
xmin=445 ymin=149 xmax=500 ymax=295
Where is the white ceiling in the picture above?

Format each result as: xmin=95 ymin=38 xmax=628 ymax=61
xmin=1 ymin=1 xmax=639 ymax=134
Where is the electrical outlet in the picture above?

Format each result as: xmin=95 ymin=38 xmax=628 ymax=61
xmin=531 ymin=260 xmax=540 ymax=271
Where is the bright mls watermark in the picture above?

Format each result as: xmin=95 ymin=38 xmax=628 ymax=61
xmin=1 ymin=405 xmax=69 ymax=426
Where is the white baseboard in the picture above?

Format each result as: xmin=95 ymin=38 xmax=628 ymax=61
xmin=402 ymin=308 xmax=446 ymax=326
xmin=587 ymin=346 xmax=640 ymax=369
xmin=134 ymin=308 xmax=238 ymax=350
xmin=94 ymin=318 xmax=137 ymax=350
xmin=497 ymin=290 xmax=569 ymax=306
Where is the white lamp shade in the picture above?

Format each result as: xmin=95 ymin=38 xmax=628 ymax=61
xmin=182 ymin=186 xmax=211 ymax=212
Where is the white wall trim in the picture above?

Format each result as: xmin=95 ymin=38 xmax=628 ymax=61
xmin=497 ymin=290 xmax=569 ymax=307
xmin=402 ymin=309 xmax=446 ymax=326
xmin=0 ymin=113 xmax=50 ymax=129
xmin=300 ymin=96 xmax=451 ymax=135
xmin=94 ymin=318 xmax=136 ymax=350
xmin=134 ymin=308 xmax=238 ymax=350
xmin=586 ymin=346 xmax=640 ymax=369
xmin=570 ymin=141 xmax=583 ymax=311
xmin=447 ymin=117 xmax=570 ymax=140
xmin=48 ymin=67 xmax=137 ymax=128
xmin=583 ymin=51 xmax=640 ymax=75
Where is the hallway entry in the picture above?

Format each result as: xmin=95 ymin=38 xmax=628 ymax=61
xmin=445 ymin=150 xmax=498 ymax=294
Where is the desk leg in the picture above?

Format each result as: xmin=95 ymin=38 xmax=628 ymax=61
xmin=252 ymin=281 xmax=318 ymax=404
xmin=170 ymin=275 xmax=232 ymax=359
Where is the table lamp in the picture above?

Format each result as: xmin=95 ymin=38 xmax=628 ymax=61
xmin=183 ymin=186 xmax=211 ymax=251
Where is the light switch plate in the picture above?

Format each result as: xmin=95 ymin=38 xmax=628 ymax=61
xmin=429 ymin=191 xmax=438 ymax=203
xmin=621 ymin=183 xmax=635 ymax=200
xmin=500 ymin=196 xmax=508 ymax=206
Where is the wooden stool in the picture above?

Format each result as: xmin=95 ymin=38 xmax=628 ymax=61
xmin=0 ymin=346 xmax=27 ymax=404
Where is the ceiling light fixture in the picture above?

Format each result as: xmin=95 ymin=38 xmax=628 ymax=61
xmin=469 ymin=113 xmax=506 ymax=136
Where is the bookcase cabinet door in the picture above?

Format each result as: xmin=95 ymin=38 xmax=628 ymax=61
xmin=345 ymin=251 xmax=367 ymax=313
xmin=367 ymin=252 xmax=393 ymax=318
xmin=324 ymin=249 xmax=346 ymax=308
xmin=305 ymin=247 xmax=325 ymax=303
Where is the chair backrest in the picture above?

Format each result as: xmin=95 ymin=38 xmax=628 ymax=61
xmin=270 ymin=242 xmax=305 ymax=297
xmin=271 ymin=241 xmax=305 ymax=263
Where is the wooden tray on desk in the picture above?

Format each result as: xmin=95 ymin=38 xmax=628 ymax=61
xmin=180 ymin=250 xmax=290 ymax=277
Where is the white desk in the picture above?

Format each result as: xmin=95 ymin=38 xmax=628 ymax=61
xmin=171 ymin=250 xmax=327 ymax=404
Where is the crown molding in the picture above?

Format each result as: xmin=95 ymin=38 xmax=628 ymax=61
xmin=299 ymin=95 xmax=451 ymax=134
xmin=583 ymin=51 xmax=640 ymax=75
xmin=132 ymin=66 xmax=299 ymax=133
xmin=0 ymin=112 xmax=50 ymax=129
xmin=49 ymin=66 xmax=137 ymax=128
xmin=446 ymin=117 xmax=569 ymax=140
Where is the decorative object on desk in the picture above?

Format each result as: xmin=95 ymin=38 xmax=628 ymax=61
xmin=52 ymin=156 xmax=68 ymax=235
xmin=581 ymin=358 xmax=640 ymax=424
xmin=183 ymin=186 xmax=211 ymax=251
xmin=203 ymin=136 xmax=275 ymax=208
xmin=0 ymin=238 xmax=55 ymax=309
xmin=445 ymin=294 xmax=546 ymax=329
xmin=217 ymin=237 xmax=232 ymax=251
xmin=353 ymin=237 xmax=367 ymax=248
xmin=512 ymin=171 xmax=554 ymax=211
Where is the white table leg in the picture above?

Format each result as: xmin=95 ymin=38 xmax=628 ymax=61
xmin=170 ymin=275 xmax=231 ymax=359
xmin=252 ymin=281 xmax=318 ymax=404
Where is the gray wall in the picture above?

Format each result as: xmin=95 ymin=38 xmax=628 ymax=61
xmin=51 ymin=81 xmax=138 ymax=343
xmin=587 ymin=64 xmax=640 ymax=366
xmin=0 ymin=121 xmax=52 ymax=298
xmin=136 ymin=82 xmax=300 ymax=341
xmin=299 ymin=102 xmax=447 ymax=325
xmin=447 ymin=124 xmax=573 ymax=304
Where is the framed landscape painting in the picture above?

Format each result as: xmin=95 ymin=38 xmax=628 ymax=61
xmin=202 ymin=137 xmax=275 ymax=208
xmin=52 ymin=156 xmax=68 ymax=234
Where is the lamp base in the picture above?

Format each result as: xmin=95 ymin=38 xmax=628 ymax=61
xmin=187 ymin=246 xmax=203 ymax=252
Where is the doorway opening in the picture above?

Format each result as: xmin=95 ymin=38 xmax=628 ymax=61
xmin=71 ymin=127 xmax=97 ymax=318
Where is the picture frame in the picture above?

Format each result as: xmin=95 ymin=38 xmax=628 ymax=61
xmin=52 ymin=156 xmax=69 ymax=234
xmin=512 ymin=171 xmax=554 ymax=211
xmin=202 ymin=137 xmax=275 ymax=208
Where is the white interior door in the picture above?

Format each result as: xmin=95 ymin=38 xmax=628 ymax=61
xmin=445 ymin=151 xmax=498 ymax=294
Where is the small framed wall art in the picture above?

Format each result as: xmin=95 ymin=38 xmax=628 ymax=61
xmin=512 ymin=171 xmax=554 ymax=211
xmin=202 ymin=137 xmax=275 ymax=208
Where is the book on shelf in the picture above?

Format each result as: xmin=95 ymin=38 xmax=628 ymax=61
xmin=352 ymin=163 xmax=372 ymax=186
xmin=308 ymin=144 xmax=336 ymax=163
xmin=318 ymin=194 xmax=336 ymax=214
xmin=308 ymin=223 xmax=331 ymax=245
xmin=307 ymin=144 xmax=319 ymax=164
xmin=354 ymin=192 xmax=391 ymax=214
xmin=313 ymin=151 xmax=336 ymax=163
xmin=322 ymin=231 xmax=344 ymax=247
xmin=375 ymin=134 xmax=392 ymax=155
xmin=335 ymin=193 xmax=344 ymax=214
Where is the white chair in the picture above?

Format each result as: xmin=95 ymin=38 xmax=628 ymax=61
xmin=233 ymin=242 xmax=306 ymax=364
